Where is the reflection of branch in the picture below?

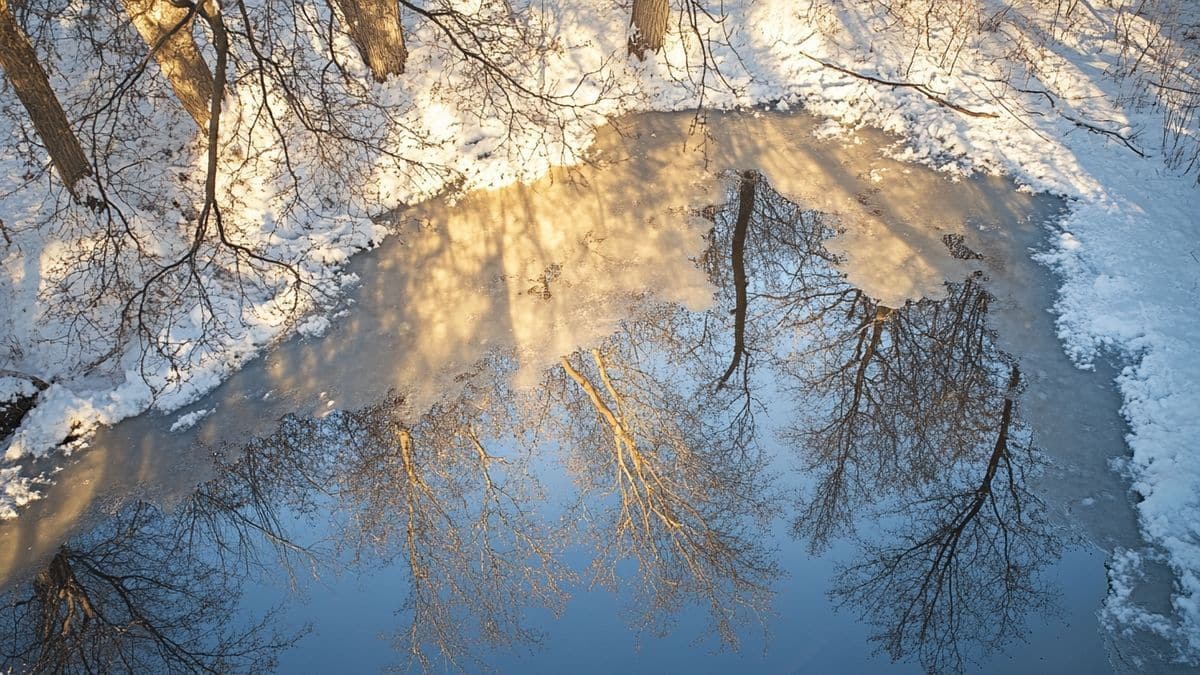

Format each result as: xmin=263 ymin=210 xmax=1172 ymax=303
xmin=33 ymin=552 xmax=96 ymax=646
xmin=797 ymin=49 xmax=998 ymax=118
xmin=792 ymin=293 xmax=896 ymax=550
xmin=330 ymin=389 xmax=568 ymax=670
xmin=789 ymin=273 xmax=1002 ymax=553
xmin=2 ymin=500 xmax=298 ymax=673
xmin=561 ymin=351 xmax=690 ymax=536
xmin=557 ymin=343 xmax=778 ymax=648
xmin=831 ymin=365 xmax=1058 ymax=673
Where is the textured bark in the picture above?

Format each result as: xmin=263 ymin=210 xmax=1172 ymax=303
xmin=334 ymin=0 xmax=407 ymax=81
xmin=121 ymin=0 xmax=213 ymax=129
xmin=628 ymin=0 xmax=669 ymax=61
xmin=0 ymin=0 xmax=91 ymax=192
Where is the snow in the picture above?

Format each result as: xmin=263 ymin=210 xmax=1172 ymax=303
xmin=0 ymin=467 xmax=44 ymax=520
xmin=0 ymin=377 xmax=37 ymax=402
xmin=296 ymin=315 xmax=331 ymax=339
xmin=1102 ymin=548 xmax=1183 ymax=653
xmin=169 ymin=407 xmax=213 ymax=433
xmin=1 ymin=0 xmax=1199 ymax=662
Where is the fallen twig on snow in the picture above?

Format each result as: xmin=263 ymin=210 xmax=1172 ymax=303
xmin=797 ymin=49 xmax=999 ymax=118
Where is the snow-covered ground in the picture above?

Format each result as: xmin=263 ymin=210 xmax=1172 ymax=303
xmin=1 ymin=0 xmax=1198 ymax=663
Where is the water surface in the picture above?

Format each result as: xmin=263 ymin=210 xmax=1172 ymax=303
xmin=0 ymin=110 xmax=1158 ymax=673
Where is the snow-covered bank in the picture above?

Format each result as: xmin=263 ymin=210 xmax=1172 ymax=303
xmin=2 ymin=0 xmax=1198 ymax=662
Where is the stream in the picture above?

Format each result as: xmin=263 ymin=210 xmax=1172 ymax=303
xmin=0 ymin=110 xmax=1179 ymax=673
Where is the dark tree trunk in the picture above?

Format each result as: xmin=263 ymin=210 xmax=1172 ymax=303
xmin=122 ymin=0 xmax=214 ymax=129
xmin=334 ymin=0 xmax=407 ymax=81
xmin=0 ymin=0 xmax=91 ymax=193
xmin=628 ymin=0 xmax=669 ymax=61
xmin=717 ymin=170 xmax=756 ymax=389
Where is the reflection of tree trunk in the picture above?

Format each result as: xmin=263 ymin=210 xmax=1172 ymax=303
xmin=334 ymin=0 xmax=407 ymax=81
xmin=718 ymin=171 xmax=756 ymax=389
xmin=976 ymin=365 xmax=1020 ymax=497
xmin=850 ymin=304 xmax=892 ymax=410
xmin=121 ymin=0 xmax=213 ymax=129
xmin=628 ymin=0 xmax=669 ymax=60
xmin=560 ymin=352 xmax=642 ymax=468
xmin=34 ymin=550 xmax=96 ymax=641
xmin=934 ymin=366 xmax=1020 ymax=558
xmin=394 ymin=425 xmax=428 ymax=580
xmin=0 ymin=0 xmax=91 ymax=193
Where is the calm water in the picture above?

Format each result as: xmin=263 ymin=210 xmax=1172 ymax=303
xmin=0 ymin=111 xmax=1165 ymax=673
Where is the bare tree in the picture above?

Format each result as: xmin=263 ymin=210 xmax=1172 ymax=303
xmin=0 ymin=0 xmax=91 ymax=193
xmin=1108 ymin=0 xmax=1200 ymax=177
xmin=621 ymin=0 xmax=750 ymax=118
xmin=629 ymin=0 xmax=670 ymax=60
xmin=0 ymin=0 xmax=612 ymax=422
xmin=334 ymin=0 xmax=408 ymax=80
xmin=793 ymin=0 xmax=1197 ymax=171
xmin=120 ymin=0 xmax=215 ymax=128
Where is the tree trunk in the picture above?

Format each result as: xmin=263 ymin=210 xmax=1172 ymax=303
xmin=334 ymin=0 xmax=407 ymax=81
xmin=0 ymin=0 xmax=91 ymax=193
xmin=628 ymin=0 xmax=669 ymax=61
xmin=121 ymin=0 xmax=214 ymax=129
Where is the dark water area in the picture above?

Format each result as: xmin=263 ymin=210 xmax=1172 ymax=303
xmin=0 ymin=112 xmax=1162 ymax=673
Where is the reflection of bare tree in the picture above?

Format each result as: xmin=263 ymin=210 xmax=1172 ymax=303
xmin=829 ymin=366 xmax=1058 ymax=674
xmin=182 ymin=416 xmax=334 ymax=579
xmin=702 ymin=176 xmax=1010 ymax=557
xmin=550 ymin=336 xmax=779 ymax=648
xmin=2 ymin=370 xmax=576 ymax=673
xmin=702 ymin=173 xmax=905 ymax=548
xmin=0 ymin=501 xmax=297 ymax=674
xmin=4 ymin=331 xmax=786 ymax=671
xmin=699 ymin=173 xmax=1062 ymax=670
xmin=324 ymin=373 xmax=571 ymax=671
xmin=699 ymin=171 xmax=843 ymax=391
xmin=786 ymin=277 xmax=1000 ymax=551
